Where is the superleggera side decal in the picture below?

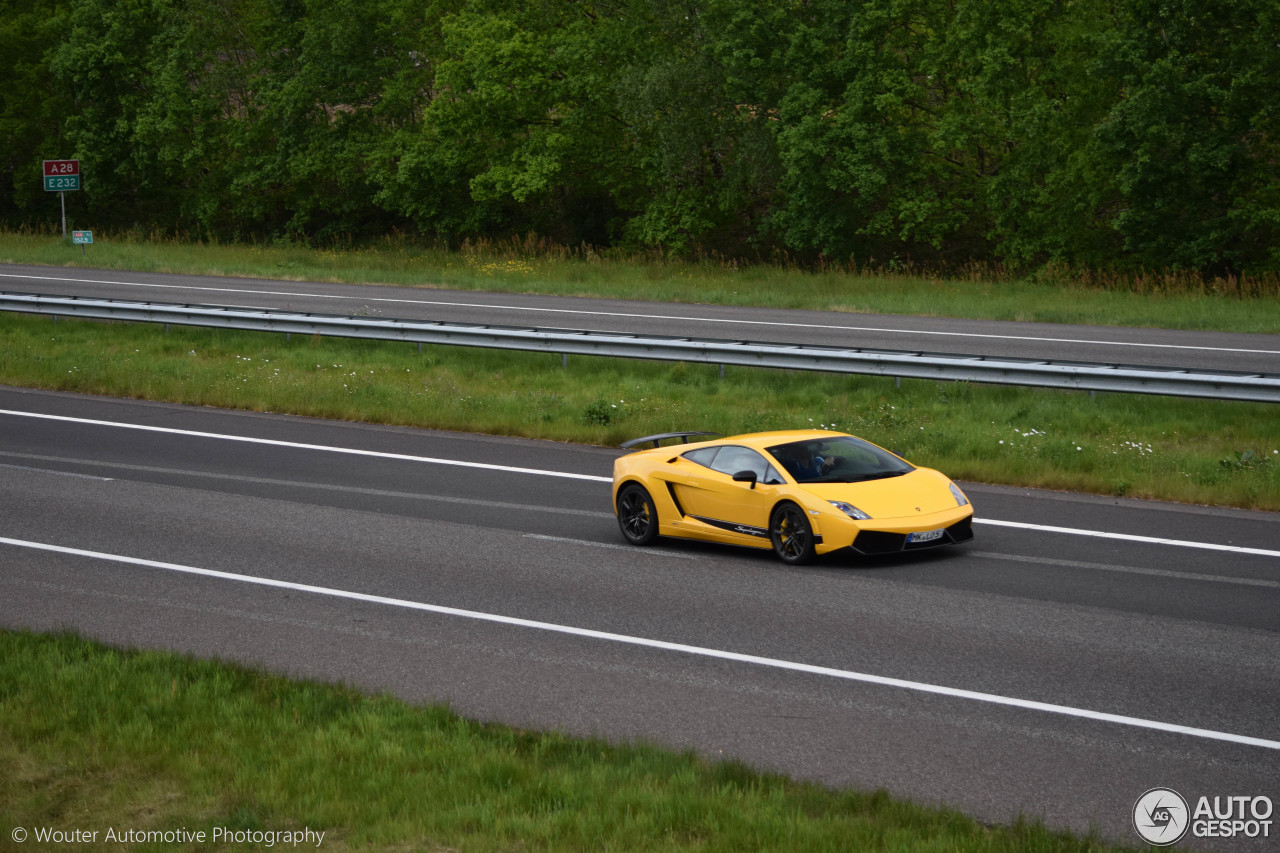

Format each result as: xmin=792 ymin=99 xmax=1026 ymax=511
xmin=689 ymin=515 xmax=770 ymax=538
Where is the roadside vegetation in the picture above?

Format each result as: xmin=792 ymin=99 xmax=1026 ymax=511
xmin=3 ymin=311 xmax=1276 ymax=510
xmin=3 ymin=230 xmax=1278 ymax=333
xmin=4 ymin=2 xmax=1278 ymax=280
xmin=1 ymin=629 xmax=1134 ymax=852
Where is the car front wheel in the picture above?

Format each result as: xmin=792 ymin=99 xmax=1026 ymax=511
xmin=770 ymin=502 xmax=815 ymax=565
xmin=617 ymin=484 xmax=659 ymax=545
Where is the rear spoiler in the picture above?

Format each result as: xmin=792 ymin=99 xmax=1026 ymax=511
xmin=620 ymin=431 xmax=721 ymax=450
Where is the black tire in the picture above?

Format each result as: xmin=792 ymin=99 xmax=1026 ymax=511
xmin=616 ymin=483 xmax=659 ymax=545
xmin=770 ymin=502 xmax=815 ymax=565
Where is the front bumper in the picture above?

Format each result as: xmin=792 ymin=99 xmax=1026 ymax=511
xmin=849 ymin=515 xmax=974 ymax=555
xmin=812 ymin=506 xmax=974 ymax=556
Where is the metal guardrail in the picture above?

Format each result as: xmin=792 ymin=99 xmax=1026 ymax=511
xmin=3 ymin=291 xmax=1278 ymax=403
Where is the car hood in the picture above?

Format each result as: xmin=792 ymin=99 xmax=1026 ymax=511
xmin=799 ymin=468 xmax=958 ymax=519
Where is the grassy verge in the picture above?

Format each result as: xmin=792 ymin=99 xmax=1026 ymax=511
xmin=0 ymin=629 xmax=1130 ymax=852
xmin=3 ymin=229 xmax=1278 ymax=333
xmin=3 ymin=313 xmax=1277 ymax=510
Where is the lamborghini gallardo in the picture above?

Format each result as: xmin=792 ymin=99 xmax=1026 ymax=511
xmin=612 ymin=430 xmax=973 ymax=564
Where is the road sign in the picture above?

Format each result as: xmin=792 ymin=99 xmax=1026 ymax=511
xmin=45 ymin=174 xmax=80 ymax=191
xmin=44 ymin=160 xmax=83 ymax=237
xmin=44 ymin=159 xmax=79 ymax=176
xmin=43 ymin=159 xmax=81 ymax=192
xmin=72 ymin=230 xmax=93 ymax=244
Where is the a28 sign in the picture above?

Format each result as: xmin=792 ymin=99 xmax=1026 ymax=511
xmin=43 ymin=159 xmax=80 ymax=192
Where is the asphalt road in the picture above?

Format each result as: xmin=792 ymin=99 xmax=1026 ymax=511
xmin=2 ymin=386 xmax=1277 ymax=850
xmin=3 ymin=263 xmax=1279 ymax=374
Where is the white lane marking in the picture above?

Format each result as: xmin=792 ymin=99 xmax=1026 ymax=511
xmin=3 ymin=534 xmax=1277 ymax=751
xmin=523 ymin=533 xmax=698 ymax=559
xmin=974 ymin=518 xmax=1280 ymax=559
xmin=4 ymin=408 xmax=1277 ymax=559
xmin=0 ymin=462 xmax=112 ymax=482
xmin=0 ymin=451 xmax=611 ymax=518
xmin=3 ymin=271 xmax=1276 ymax=356
xmin=970 ymin=551 xmax=1280 ymax=589
xmin=0 ymin=409 xmax=611 ymax=483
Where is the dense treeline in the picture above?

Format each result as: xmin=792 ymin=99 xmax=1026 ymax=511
xmin=2 ymin=0 xmax=1277 ymax=273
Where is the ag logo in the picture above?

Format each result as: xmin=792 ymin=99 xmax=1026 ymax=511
xmin=1133 ymin=787 xmax=1190 ymax=846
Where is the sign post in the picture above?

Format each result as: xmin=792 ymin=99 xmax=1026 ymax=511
xmin=43 ymin=160 xmax=81 ymax=239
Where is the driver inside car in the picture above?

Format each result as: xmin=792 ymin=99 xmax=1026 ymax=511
xmin=775 ymin=444 xmax=839 ymax=480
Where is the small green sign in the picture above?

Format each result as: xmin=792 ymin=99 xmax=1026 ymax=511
xmin=72 ymin=230 xmax=93 ymax=244
xmin=45 ymin=174 xmax=81 ymax=192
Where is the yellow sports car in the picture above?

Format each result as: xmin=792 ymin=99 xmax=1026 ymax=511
xmin=612 ymin=430 xmax=973 ymax=564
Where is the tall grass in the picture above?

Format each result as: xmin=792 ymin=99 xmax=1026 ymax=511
xmin=3 ymin=229 xmax=1278 ymax=332
xmin=3 ymin=313 xmax=1276 ymax=510
xmin=0 ymin=629 xmax=1130 ymax=852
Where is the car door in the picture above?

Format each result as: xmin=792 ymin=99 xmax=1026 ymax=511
xmin=672 ymin=445 xmax=783 ymax=542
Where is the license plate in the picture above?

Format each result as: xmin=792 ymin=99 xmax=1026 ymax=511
xmin=907 ymin=528 xmax=944 ymax=543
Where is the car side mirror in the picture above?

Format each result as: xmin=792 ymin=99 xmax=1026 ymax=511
xmin=732 ymin=470 xmax=758 ymax=489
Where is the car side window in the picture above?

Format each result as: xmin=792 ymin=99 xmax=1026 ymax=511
xmin=707 ymin=446 xmax=771 ymax=480
xmin=682 ymin=447 xmax=720 ymax=468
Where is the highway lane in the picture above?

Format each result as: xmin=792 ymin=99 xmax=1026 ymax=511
xmin=2 ymin=387 xmax=1278 ymax=849
xmin=4 ymin=263 xmax=1279 ymax=374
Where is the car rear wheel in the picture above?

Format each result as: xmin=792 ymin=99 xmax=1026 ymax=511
xmin=617 ymin=484 xmax=659 ymax=545
xmin=770 ymin=502 xmax=815 ymax=565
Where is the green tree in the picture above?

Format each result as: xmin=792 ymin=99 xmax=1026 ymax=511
xmin=377 ymin=0 xmax=637 ymax=245
xmin=0 ymin=0 xmax=74 ymax=226
xmin=765 ymin=0 xmax=1003 ymax=265
xmin=1090 ymin=0 xmax=1280 ymax=271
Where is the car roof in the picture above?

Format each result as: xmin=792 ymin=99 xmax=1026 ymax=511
xmin=637 ymin=429 xmax=846 ymax=455
xmin=727 ymin=429 xmax=846 ymax=446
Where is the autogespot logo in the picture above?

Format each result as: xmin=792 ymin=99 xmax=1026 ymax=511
xmin=1134 ymin=787 xmax=1191 ymax=846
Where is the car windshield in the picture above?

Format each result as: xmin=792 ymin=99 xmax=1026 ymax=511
xmin=765 ymin=436 xmax=914 ymax=484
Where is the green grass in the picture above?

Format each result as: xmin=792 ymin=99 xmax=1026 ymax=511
xmin=3 ymin=229 xmax=1278 ymax=332
xmin=0 ymin=629 xmax=1133 ymax=852
xmin=4 ymin=312 xmax=1277 ymax=510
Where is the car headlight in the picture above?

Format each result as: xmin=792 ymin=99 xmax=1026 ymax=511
xmin=949 ymin=482 xmax=969 ymax=507
xmin=829 ymin=500 xmax=871 ymax=520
